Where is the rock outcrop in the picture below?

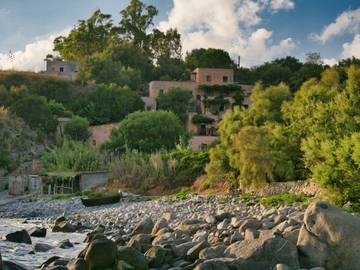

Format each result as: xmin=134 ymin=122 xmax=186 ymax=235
xmin=5 ymin=230 xmax=32 ymax=244
xmin=297 ymin=201 xmax=360 ymax=270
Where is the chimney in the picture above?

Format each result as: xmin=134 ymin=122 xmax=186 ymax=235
xmin=237 ymin=56 xmax=241 ymax=68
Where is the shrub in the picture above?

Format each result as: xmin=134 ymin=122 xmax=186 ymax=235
xmin=234 ymin=123 xmax=296 ymax=188
xmin=10 ymin=95 xmax=57 ymax=134
xmin=110 ymin=147 xmax=209 ymax=193
xmin=70 ymin=84 xmax=144 ymax=125
xmin=41 ymin=140 xmax=105 ymax=172
xmin=0 ymin=107 xmax=39 ymax=172
xmin=104 ymin=110 xmax=185 ymax=154
xmin=191 ymin=114 xmax=215 ymax=125
xmin=155 ymin=87 xmax=193 ymax=123
xmin=48 ymin=100 xmax=73 ymax=118
xmin=260 ymin=193 xmax=309 ymax=208
xmin=64 ymin=116 xmax=90 ymax=141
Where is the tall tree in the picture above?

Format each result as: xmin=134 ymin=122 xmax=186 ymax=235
xmin=119 ymin=0 xmax=158 ymax=51
xmin=54 ymin=9 xmax=115 ymax=60
xmin=185 ymin=48 xmax=235 ymax=70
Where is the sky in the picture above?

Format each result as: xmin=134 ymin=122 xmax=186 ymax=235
xmin=0 ymin=0 xmax=359 ymax=71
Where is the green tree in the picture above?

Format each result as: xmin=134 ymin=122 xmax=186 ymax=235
xmin=42 ymin=140 xmax=105 ymax=172
xmin=119 ymin=0 xmax=158 ymax=51
xmin=10 ymin=95 xmax=57 ymax=134
xmin=54 ymin=9 xmax=115 ymax=60
xmin=205 ymin=106 xmax=248 ymax=185
xmin=35 ymin=80 xmax=73 ymax=104
xmin=104 ymin=110 xmax=185 ymax=154
xmin=248 ymin=82 xmax=292 ymax=125
xmin=185 ymin=48 xmax=235 ymax=70
xmin=234 ymin=123 xmax=296 ymax=188
xmin=48 ymin=100 xmax=73 ymax=118
xmin=156 ymin=88 xmax=192 ymax=123
xmin=70 ymin=84 xmax=144 ymax=125
xmin=64 ymin=116 xmax=90 ymax=142
xmin=150 ymin=28 xmax=182 ymax=60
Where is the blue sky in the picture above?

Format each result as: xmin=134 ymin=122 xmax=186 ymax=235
xmin=0 ymin=0 xmax=359 ymax=71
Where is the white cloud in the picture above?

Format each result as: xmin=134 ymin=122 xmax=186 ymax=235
xmin=158 ymin=0 xmax=296 ymax=67
xmin=0 ymin=29 xmax=69 ymax=72
xmin=312 ymin=8 xmax=360 ymax=44
xmin=323 ymin=58 xmax=338 ymax=66
xmin=342 ymin=34 xmax=360 ymax=59
xmin=269 ymin=0 xmax=294 ymax=12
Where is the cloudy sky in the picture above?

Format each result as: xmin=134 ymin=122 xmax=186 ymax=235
xmin=0 ymin=0 xmax=359 ymax=71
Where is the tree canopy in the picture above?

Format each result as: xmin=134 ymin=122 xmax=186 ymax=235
xmin=104 ymin=110 xmax=185 ymax=154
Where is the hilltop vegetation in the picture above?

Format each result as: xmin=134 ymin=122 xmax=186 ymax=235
xmin=1 ymin=0 xmax=360 ymax=209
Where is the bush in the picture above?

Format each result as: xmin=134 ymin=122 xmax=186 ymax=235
xmin=64 ymin=116 xmax=90 ymax=141
xmin=191 ymin=114 xmax=215 ymax=125
xmin=110 ymin=147 xmax=209 ymax=193
xmin=104 ymin=110 xmax=185 ymax=154
xmin=234 ymin=123 xmax=296 ymax=188
xmin=10 ymin=95 xmax=57 ymax=134
xmin=156 ymin=88 xmax=193 ymax=123
xmin=48 ymin=100 xmax=73 ymax=118
xmin=70 ymin=84 xmax=144 ymax=125
xmin=41 ymin=140 xmax=105 ymax=172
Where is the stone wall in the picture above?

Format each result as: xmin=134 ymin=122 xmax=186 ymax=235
xmin=245 ymin=180 xmax=322 ymax=197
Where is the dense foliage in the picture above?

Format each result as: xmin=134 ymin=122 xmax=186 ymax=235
xmin=111 ymin=147 xmax=208 ymax=192
xmin=64 ymin=116 xmax=90 ymax=142
xmin=0 ymin=107 xmax=40 ymax=171
xmin=156 ymin=88 xmax=192 ymax=123
xmin=10 ymin=95 xmax=57 ymax=134
xmin=70 ymin=84 xmax=144 ymax=125
xmin=206 ymin=66 xmax=360 ymax=207
xmin=42 ymin=140 xmax=105 ymax=172
xmin=104 ymin=110 xmax=185 ymax=154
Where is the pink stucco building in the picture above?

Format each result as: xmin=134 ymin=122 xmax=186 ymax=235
xmin=149 ymin=68 xmax=253 ymax=150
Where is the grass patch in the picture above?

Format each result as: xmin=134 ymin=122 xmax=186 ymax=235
xmin=169 ymin=187 xmax=197 ymax=200
xmin=260 ymin=193 xmax=309 ymax=208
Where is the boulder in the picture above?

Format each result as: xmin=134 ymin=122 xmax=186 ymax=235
xmin=84 ymin=238 xmax=117 ymax=270
xmin=194 ymin=259 xmax=229 ymax=270
xmin=132 ymin=217 xmax=154 ymax=235
xmin=239 ymin=218 xmax=261 ymax=233
xmin=199 ymin=245 xmax=226 ymax=260
xmin=67 ymin=258 xmax=89 ymax=270
xmin=28 ymin=227 xmax=47 ymax=238
xmin=117 ymin=246 xmax=148 ymax=270
xmin=225 ymin=236 xmax=299 ymax=269
xmin=177 ymin=219 xmax=202 ymax=234
xmin=152 ymin=218 xmax=168 ymax=235
xmin=117 ymin=260 xmax=135 ymax=270
xmin=187 ymin=241 xmax=209 ymax=261
xmin=5 ymin=230 xmax=32 ymax=244
xmin=297 ymin=201 xmax=360 ymax=270
xmin=144 ymin=246 xmax=172 ymax=268
xmin=173 ymin=241 xmax=199 ymax=259
xmin=52 ymin=220 xmax=76 ymax=233
xmin=57 ymin=239 xmax=74 ymax=249
xmin=2 ymin=261 xmax=30 ymax=270
xmin=34 ymin=243 xmax=54 ymax=252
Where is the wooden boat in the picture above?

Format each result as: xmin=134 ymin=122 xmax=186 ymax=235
xmin=81 ymin=193 xmax=121 ymax=207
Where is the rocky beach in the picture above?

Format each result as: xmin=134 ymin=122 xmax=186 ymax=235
xmin=0 ymin=194 xmax=358 ymax=270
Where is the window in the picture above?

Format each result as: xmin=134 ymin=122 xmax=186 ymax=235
xmin=92 ymin=140 xmax=96 ymax=146
xmin=206 ymin=75 xmax=212 ymax=82
xmin=159 ymin=89 xmax=164 ymax=94
xmin=59 ymin=67 xmax=64 ymax=72
xmin=223 ymin=76 xmax=228 ymax=82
